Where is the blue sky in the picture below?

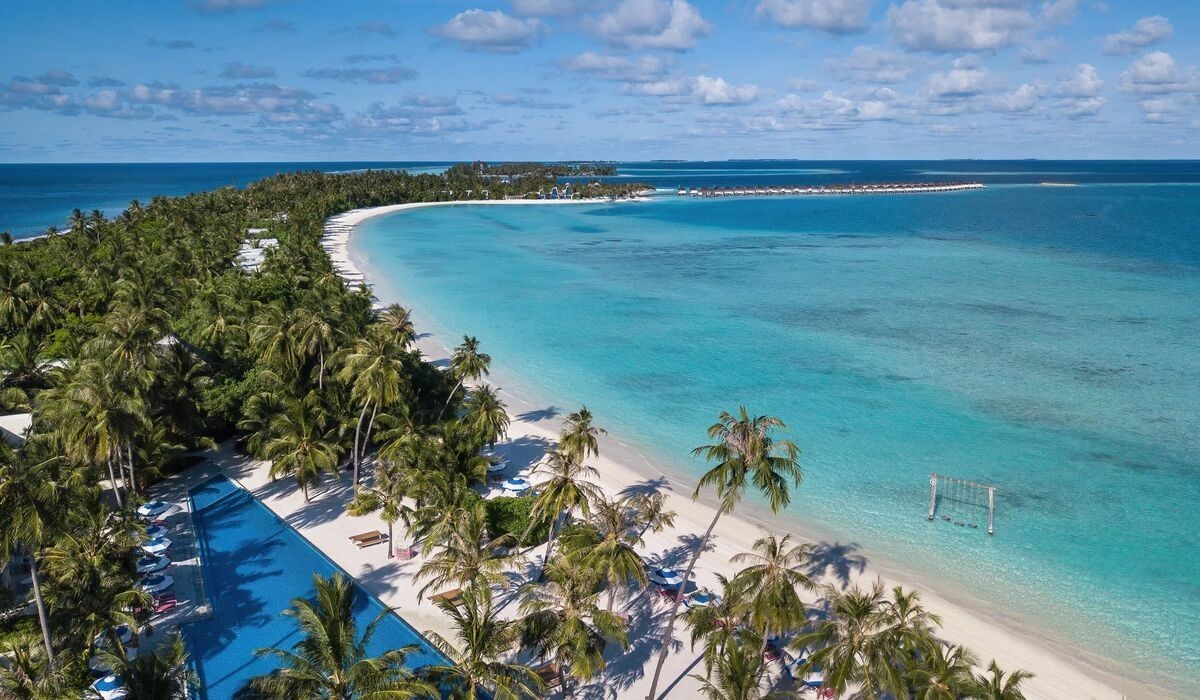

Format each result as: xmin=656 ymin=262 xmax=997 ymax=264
xmin=1 ymin=0 xmax=1198 ymax=161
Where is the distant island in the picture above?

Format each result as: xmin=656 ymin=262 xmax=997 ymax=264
xmin=455 ymin=160 xmax=619 ymax=179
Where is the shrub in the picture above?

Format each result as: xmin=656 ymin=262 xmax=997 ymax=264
xmin=485 ymin=496 xmax=551 ymax=547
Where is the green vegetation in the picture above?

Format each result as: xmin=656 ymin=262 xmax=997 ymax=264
xmin=451 ymin=161 xmax=619 ymax=178
xmin=0 ymin=165 xmax=1032 ymax=698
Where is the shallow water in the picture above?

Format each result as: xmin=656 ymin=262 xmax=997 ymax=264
xmin=354 ymin=181 xmax=1200 ymax=692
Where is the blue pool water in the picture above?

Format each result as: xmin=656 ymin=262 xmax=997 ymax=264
xmin=351 ymin=168 xmax=1200 ymax=694
xmin=182 ymin=476 xmax=446 ymax=699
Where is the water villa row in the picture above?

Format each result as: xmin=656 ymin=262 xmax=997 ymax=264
xmin=677 ymin=181 xmax=984 ymax=197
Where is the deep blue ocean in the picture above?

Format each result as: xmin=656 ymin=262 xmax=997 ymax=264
xmin=4 ymin=160 xmax=1198 ymax=693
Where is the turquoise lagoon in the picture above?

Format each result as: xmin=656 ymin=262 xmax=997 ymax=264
xmin=352 ymin=181 xmax=1200 ymax=693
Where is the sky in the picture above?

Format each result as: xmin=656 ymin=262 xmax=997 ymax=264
xmin=1 ymin=0 xmax=1198 ymax=162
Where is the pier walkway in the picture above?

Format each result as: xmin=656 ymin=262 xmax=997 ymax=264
xmin=677 ymin=181 xmax=983 ymax=197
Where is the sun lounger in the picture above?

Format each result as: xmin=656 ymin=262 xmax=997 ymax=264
xmin=154 ymin=598 xmax=177 ymax=615
xmin=535 ymin=663 xmax=561 ymax=689
xmin=349 ymin=530 xmax=383 ymax=543
xmin=395 ymin=546 xmax=417 ymax=560
xmin=354 ymin=532 xmax=388 ymax=548
xmin=428 ymin=588 xmax=463 ymax=606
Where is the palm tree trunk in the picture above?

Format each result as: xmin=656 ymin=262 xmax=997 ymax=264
xmin=317 ymin=348 xmax=324 ymax=391
xmin=106 ymin=453 xmax=123 ymax=507
xmin=436 ymin=379 xmax=464 ymax=421
xmin=28 ymin=557 xmax=55 ymax=665
xmin=300 ymin=479 xmax=310 ymax=502
xmin=387 ymin=520 xmax=394 ymax=559
xmin=125 ymin=442 xmax=137 ymax=496
xmin=646 ymin=508 xmax=724 ymax=700
xmin=536 ymin=514 xmax=562 ymax=582
xmin=352 ymin=401 xmax=370 ymax=489
xmin=362 ymin=404 xmax=379 ymax=464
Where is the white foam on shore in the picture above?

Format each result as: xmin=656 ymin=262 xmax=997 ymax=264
xmin=321 ymin=198 xmax=1166 ymax=700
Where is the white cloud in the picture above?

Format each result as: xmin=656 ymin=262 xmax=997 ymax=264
xmin=755 ymin=0 xmax=874 ymax=35
xmin=925 ymin=60 xmax=996 ymax=99
xmin=1061 ymin=95 xmax=1104 ymax=118
xmin=1119 ymin=51 xmax=1198 ymax=95
xmin=1039 ymin=0 xmax=1077 ymax=27
xmin=992 ymin=83 xmax=1039 ymax=112
xmin=125 ymin=81 xmax=342 ymax=124
xmin=510 ymin=0 xmax=585 ymax=16
xmin=825 ymin=46 xmax=926 ymax=83
xmin=887 ymin=0 xmax=1034 ymax=52
xmin=432 ymin=9 xmax=546 ymax=54
xmin=1055 ymin=63 xmax=1103 ymax=97
xmin=777 ymin=88 xmax=908 ymax=125
xmin=590 ymin=0 xmax=712 ymax=51
xmin=1100 ymin=16 xmax=1173 ymax=56
xmin=692 ymin=75 xmax=760 ymax=105
xmin=1019 ymin=36 xmax=1060 ymax=63
xmin=562 ymin=52 xmax=671 ymax=82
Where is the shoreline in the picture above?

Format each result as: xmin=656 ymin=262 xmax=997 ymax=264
xmin=327 ymin=200 xmax=1169 ymax=699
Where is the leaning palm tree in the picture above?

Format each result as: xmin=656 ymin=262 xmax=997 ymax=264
xmin=246 ymin=573 xmax=435 ymax=699
xmin=437 ymin=335 xmax=491 ymax=420
xmin=908 ymin=642 xmax=979 ymax=700
xmin=646 ymin=407 xmax=804 ymax=700
xmin=729 ymin=533 xmax=816 ymax=652
xmin=336 ymin=334 xmax=406 ymax=488
xmin=416 ymin=503 xmax=513 ymax=597
xmin=519 ymin=558 xmax=627 ymax=699
xmin=526 ymin=447 xmax=601 ymax=573
xmin=689 ymin=637 xmax=784 ymax=700
xmin=559 ymin=405 xmax=606 ymax=460
xmin=293 ymin=306 xmax=339 ymax=391
xmin=971 ymin=660 xmax=1034 ymax=700
xmin=423 ymin=585 xmax=544 ymax=699
xmin=462 ymin=384 xmax=509 ymax=449
xmin=0 ymin=456 xmax=68 ymax=665
xmin=262 ymin=395 xmax=341 ymax=501
xmin=631 ymin=490 xmax=677 ymax=540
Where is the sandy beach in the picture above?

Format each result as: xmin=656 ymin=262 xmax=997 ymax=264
xmin=295 ymin=200 xmax=1165 ymax=698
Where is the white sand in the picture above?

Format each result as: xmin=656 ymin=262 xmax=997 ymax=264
xmin=193 ymin=199 xmax=1167 ymax=699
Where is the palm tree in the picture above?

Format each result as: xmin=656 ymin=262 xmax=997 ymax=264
xmin=646 ymin=407 xmax=804 ymax=700
xmin=347 ymin=457 xmax=411 ymax=559
xmin=0 ymin=643 xmax=67 ymax=699
xmin=246 ymin=573 xmax=435 ymax=698
xmin=437 ymin=335 xmax=491 ymax=420
xmin=689 ymin=638 xmax=782 ymax=700
xmin=908 ymin=643 xmax=979 ymax=700
xmin=559 ymin=405 xmax=606 ymax=460
xmin=262 ymin=396 xmax=341 ymax=501
xmin=793 ymin=580 xmax=938 ymax=699
xmin=971 ymin=660 xmax=1034 ymax=700
xmin=103 ymin=631 xmax=198 ymax=699
xmin=519 ymin=558 xmax=627 ymax=698
xmin=684 ymin=574 xmax=747 ymax=676
xmin=424 ymin=585 xmax=544 ymax=699
xmin=631 ymin=491 xmax=677 ymax=540
xmin=562 ymin=495 xmax=648 ymax=611
xmin=375 ymin=303 xmax=417 ymax=349
xmin=293 ymin=306 xmax=338 ymax=391
xmin=0 ymin=457 xmax=64 ymax=666
xmin=729 ymin=533 xmax=815 ymax=653
xmin=462 ymin=384 xmax=509 ymax=449
xmin=526 ymin=447 xmax=601 ymax=574
xmin=336 ymin=334 xmax=406 ymax=488
xmin=416 ymin=503 xmax=512 ymax=597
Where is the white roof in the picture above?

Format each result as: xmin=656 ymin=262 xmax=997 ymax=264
xmin=0 ymin=413 xmax=32 ymax=446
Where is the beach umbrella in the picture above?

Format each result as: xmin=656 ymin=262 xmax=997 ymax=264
xmin=500 ymin=476 xmax=530 ymax=495
xmin=136 ymin=500 xmax=171 ymax=518
xmin=687 ymin=589 xmax=719 ymax=608
xmin=141 ymin=536 xmax=172 ymax=554
xmin=135 ymin=554 xmax=171 ymax=574
xmin=140 ymin=573 xmax=175 ymax=594
xmin=144 ymin=524 xmax=169 ymax=539
xmin=486 ymin=459 xmax=509 ymax=475
xmin=87 ymin=654 xmax=114 ymax=676
xmin=90 ymin=675 xmax=129 ymax=700
xmin=649 ymin=568 xmax=684 ymax=587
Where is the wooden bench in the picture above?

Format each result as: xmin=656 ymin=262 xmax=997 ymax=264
xmin=428 ymin=588 xmax=464 ymax=607
xmin=349 ymin=530 xmax=383 ymax=543
xmin=354 ymin=532 xmax=388 ymax=548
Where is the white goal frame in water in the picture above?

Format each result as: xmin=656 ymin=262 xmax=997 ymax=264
xmin=927 ymin=473 xmax=996 ymax=535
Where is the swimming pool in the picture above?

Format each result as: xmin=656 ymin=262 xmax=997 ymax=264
xmin=182 ymin=475 xmax=447 ymax=699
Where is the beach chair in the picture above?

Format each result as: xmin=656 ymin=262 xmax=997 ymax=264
xmin=154 ymin=597 xmax=177 ymax=615
xmin=535 ymin=663 xmax=561 ymax=690
xmin=395 ymin=545 xmax=417 ymax=560
xmin=354 ymin=532 xmax=388 ymax=548
xmin=428 ymin=588 xmax=464 ymax=607
xmin=349 ymin=530 xmax=383 ymax=543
